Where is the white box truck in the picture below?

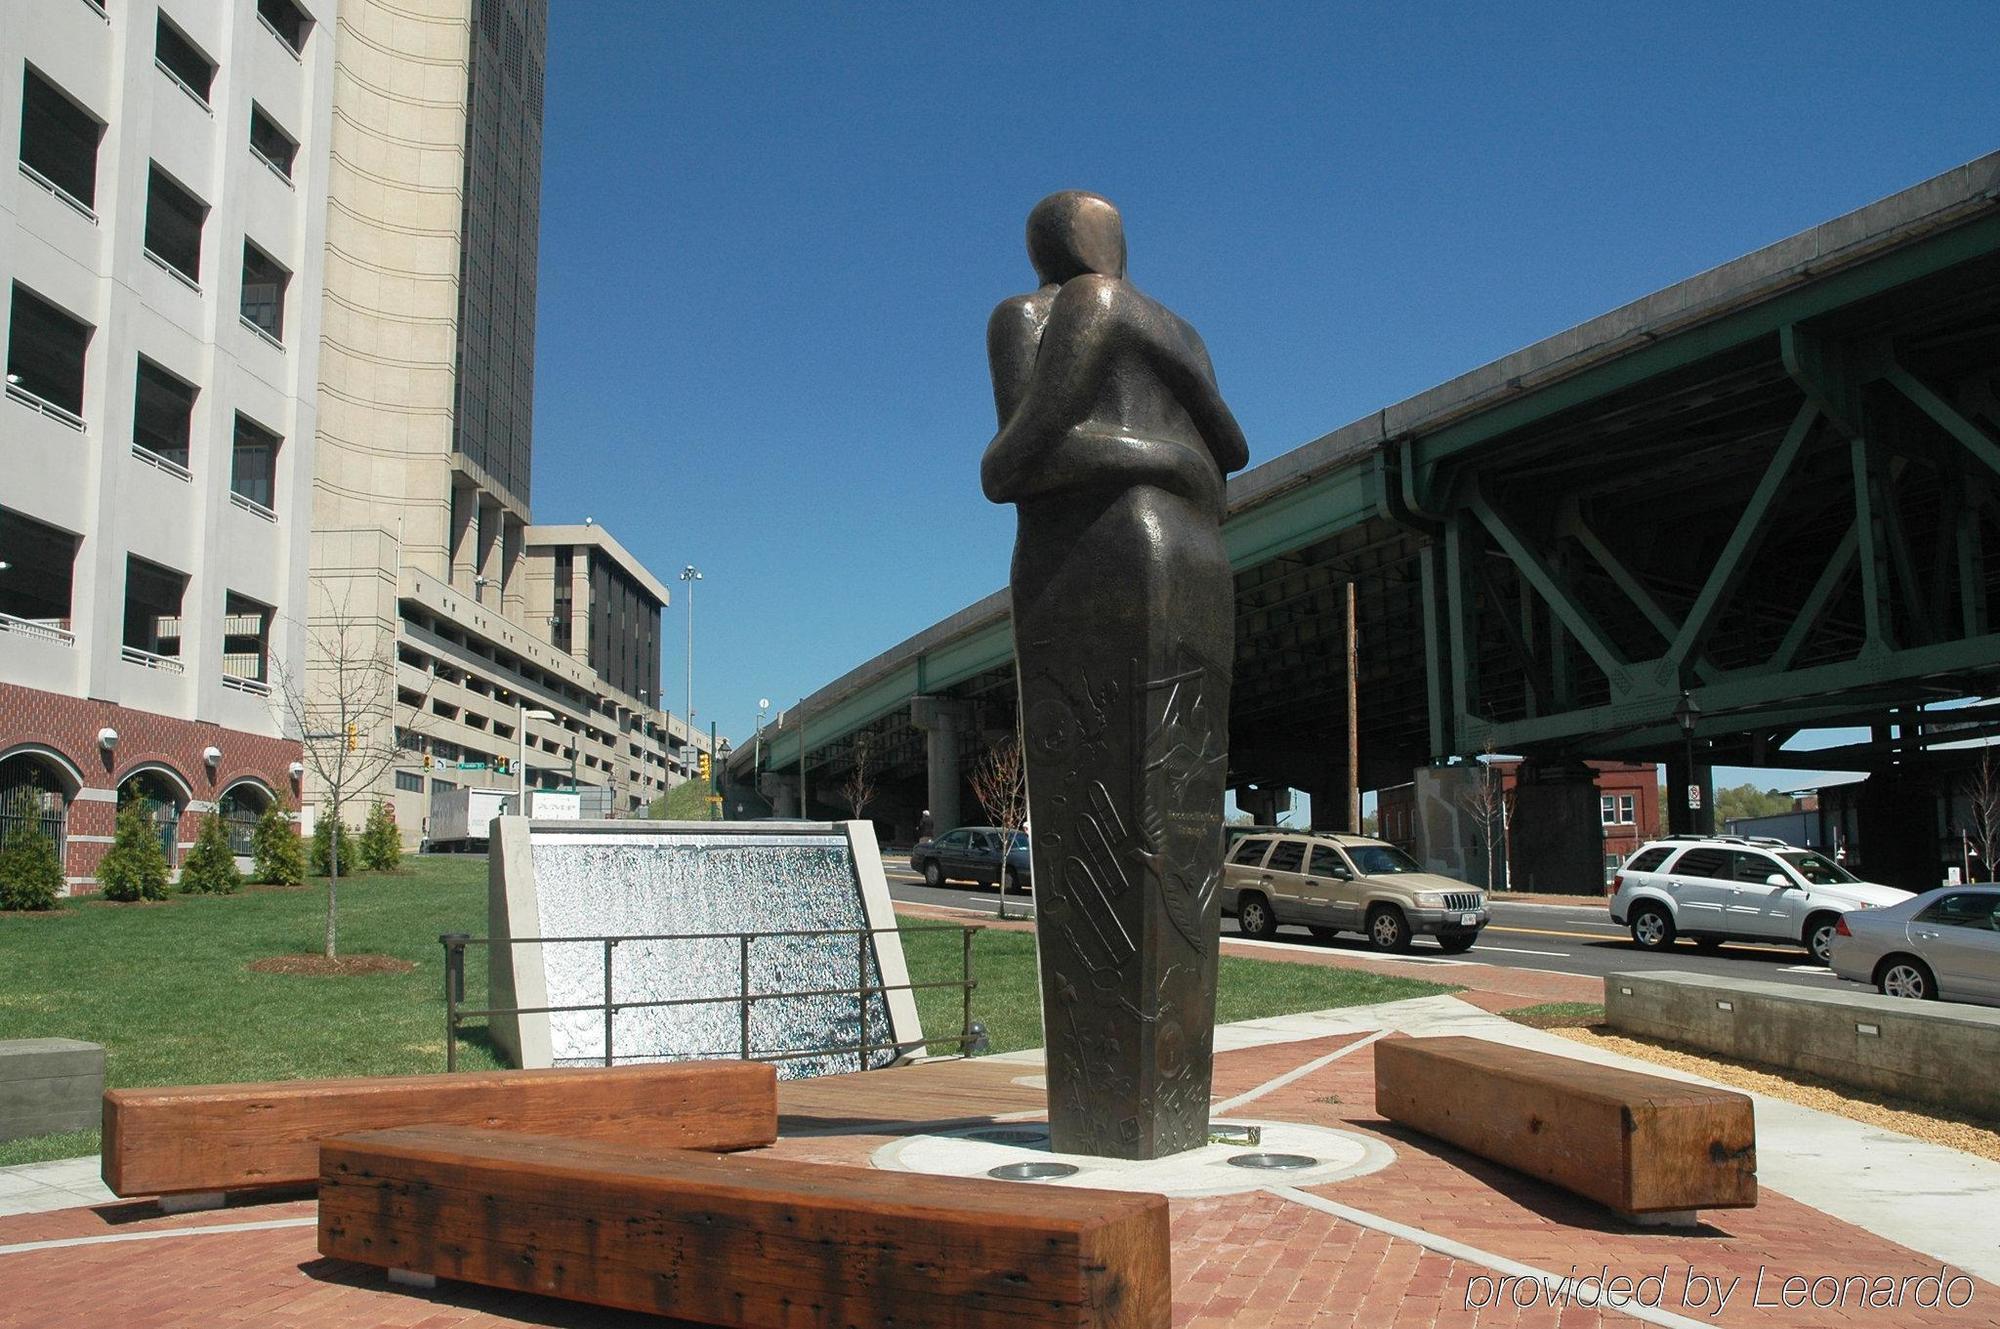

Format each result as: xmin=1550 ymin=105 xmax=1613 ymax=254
xmin=426 ymin=787 xmax=513 ymax=852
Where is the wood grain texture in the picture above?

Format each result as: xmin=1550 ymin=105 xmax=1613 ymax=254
xmin=103 ymin=1061 xmax=775 ymax=1197
xmin=319 ymin=1125 xmax=1171 ymax=1329
xmin=1374 ymin=1035 xmax=1756 ymax=1216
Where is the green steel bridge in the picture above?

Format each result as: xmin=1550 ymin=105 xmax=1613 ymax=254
xmin=731 ymin=151 xmax=2000 ymax=889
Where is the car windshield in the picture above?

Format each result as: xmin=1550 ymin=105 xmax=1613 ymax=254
xmin=1344 ymin=844 xmax=1422 ymax=875
xmin=1778 ymin=850 xmax=1859 ymax=885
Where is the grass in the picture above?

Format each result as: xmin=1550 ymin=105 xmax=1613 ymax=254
xmin=1502 ymin=1001 xmax=1606 ymax=1029
xmin=0 ymin=856 xmax=1450 ymax=1165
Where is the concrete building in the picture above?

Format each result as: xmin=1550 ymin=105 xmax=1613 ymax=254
xmin=308 ymin=0 xmax=702 ymax=842
xmin=0 ymin=0 xmax=336 ymax=886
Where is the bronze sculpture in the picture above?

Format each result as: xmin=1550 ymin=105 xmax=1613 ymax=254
xmin=983 ymin=191 xmax=1248 ymax=1158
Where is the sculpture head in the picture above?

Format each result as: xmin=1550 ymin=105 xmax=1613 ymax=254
xmin=1026 ymin=191 xmax=1126 ymax=285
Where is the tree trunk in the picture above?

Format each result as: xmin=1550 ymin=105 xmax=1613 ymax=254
xmin=325 ymin=794 xmax=340 ymax=958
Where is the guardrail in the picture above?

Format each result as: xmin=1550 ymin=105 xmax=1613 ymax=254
xmin=120 ymin=645 xmax=185 ymax=674
xmin=440 ymin=922 xmax=984 ymax=1073
xmin=18 ymin=160 xmax=96 ymax=222
xmin=0 ymin=613 xmax=75 ymax=646
xmin=5 ymin=381 xmax=85 ymax=431
xmin=132 ymin=443 xmax=192 ymax=480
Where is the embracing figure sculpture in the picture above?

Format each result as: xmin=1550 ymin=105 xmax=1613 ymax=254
xmin=983 ymin=191 xmax=1248 ymax=1158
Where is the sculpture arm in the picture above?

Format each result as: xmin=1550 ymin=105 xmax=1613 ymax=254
xmin=987 ymin=293 xmax=1049 ymax=426
xmin=1167 ymin=326 xmax=1249 ymax=475
xmin=982 ymin=276 xmax=1123 ymax=502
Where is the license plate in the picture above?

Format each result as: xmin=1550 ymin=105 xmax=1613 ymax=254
xmin=1461 ymin=913 xmax=1478 ymax=927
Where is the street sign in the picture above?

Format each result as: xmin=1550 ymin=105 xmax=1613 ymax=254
xmin=1686 ymin=785 xmax=1702 ymax=810
xmin=455 ymin=761 xmax=489 ymax=771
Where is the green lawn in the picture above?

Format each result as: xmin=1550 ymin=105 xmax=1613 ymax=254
xmin=0 ymin=856 xmax=1449 ymax=1165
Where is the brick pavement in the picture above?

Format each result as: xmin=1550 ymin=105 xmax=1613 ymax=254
xmin=3 ymin=1027 xmax=1991 ymax=1327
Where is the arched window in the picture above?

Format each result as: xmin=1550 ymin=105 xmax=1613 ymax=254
xmin=120 ymin=768 xmax=188 ymax=865
xmin=0 ymin=750 xmax=76 ymax=864
xmin=217 ymin=781 xmax=274 ymax=857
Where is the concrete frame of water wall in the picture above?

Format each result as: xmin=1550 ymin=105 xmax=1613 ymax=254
xmin=486 ymin=817 xmax=924 ymax=1071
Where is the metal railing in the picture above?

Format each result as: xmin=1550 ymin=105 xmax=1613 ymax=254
xmin=440 ymin=922 xmax=983 ymax=1074
xmin=153 ymin=58 xmax=213 ymax=115
xmin=6 ymin=381 xmax=85 ymax=431
xmin=0 ymin=613 xmax=75 ymax=646
xmin=121 ymin=644 xmax=185 ymax=673
xmin=229 ymin=490 xmax=277 ymax=521
xmin=18 ymin=161 xmax=96 ymax=223
xmin=142 ymin=247 xmax=202 ymax=294
xmin=132 ymin=442 xmax=192 ymax=479
xmin=240 ymin=315 xmax=284 ymax=351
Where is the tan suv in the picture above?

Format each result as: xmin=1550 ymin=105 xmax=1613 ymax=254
xmin=1220 ymin=831 xmax=1488 ymax=953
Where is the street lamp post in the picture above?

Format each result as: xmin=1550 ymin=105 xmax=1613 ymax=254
xmin=519 ymin=705 xmax=555 ymax=814
xmin=1672 ymin=689 xmax=1701 ymax=834
xmin=679 ymin=565 xmax=702 ymax=778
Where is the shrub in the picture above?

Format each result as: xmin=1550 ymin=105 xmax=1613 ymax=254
xmin=310 ymin=814 xmax=356 ymax=877
xmin=251 ymin=800 xmax=304 ymax=885
xmin=0 ymin=821 xmax=64 ymax=911
xmin=178 ymin=811 xmax=242 ymax=895
xmin=99 ymin=798 xmax=171 ymax=902
xmin=360 ymin=800 xmax=402 ymax=872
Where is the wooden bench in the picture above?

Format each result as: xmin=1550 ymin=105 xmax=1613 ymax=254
xmin=1374 ymin=1035 xmax=1755 ymax=1224
xmin=103 ymin=1060 xmax=775 ymax=1200
xmin=320 ymin=1125 xmax=1170 ymax=1329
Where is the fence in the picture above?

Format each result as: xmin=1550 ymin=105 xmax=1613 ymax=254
xmin=440 ymin=922 xmax=983 ymax=1073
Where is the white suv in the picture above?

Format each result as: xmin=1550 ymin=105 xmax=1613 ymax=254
xmin=1609 ymin=836 xmax=1912 ymax=963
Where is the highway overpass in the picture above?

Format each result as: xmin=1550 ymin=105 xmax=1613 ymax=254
xmin=730 ymin=151 xmax=2000 ymax=893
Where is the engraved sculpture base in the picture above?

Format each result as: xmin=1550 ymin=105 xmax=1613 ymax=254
xmin=1014 ymin=490 xmax=1231 ymax=1159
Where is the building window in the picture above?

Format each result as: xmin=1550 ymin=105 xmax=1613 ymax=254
xmin=240 ymin=241 xmax=289 ymax=342
xmin=0 ymin=506 xmax=80 ymax=639
xmin=248 ymin=103 xmax=297 ymax=179
xmin=121 ymin=555 xmax=187 ymax=663
xmin=133 ymin=358 xmax=196 ymax=470
xmin=430 ymin=777 xmax=457 ymax=795
xmin=222 ymin=592 xmax=272 ymax=684
xmin=6 ymin=284 xmax=92 ymax=426
xmin=1618 ymin=793 xmax=1635 ymax=825
xmin=1600 ymin=793 xmax=1636 ymax=826
xmin=231 ymin=413 xmax=280 ymax=509
xmin=257 ymin=0 xmax=313 ymax=55
xmin=1604 ymin=852 xmax=1621 ymax=886
xmin=143 ymin=165 xmax=206 ymax=285
xmin=395 ymin=770 xmax=424 ymax=793
xmin=120 ymin=770 xmax=185 ymax=865
xmin=0 ymin=752 xmax=69 ymax=864
xmin=216 ymin=784 xmax=270 ymax=856
xmin=154 ymin=14 xmax=217 ymax=107
xmin=18 ymin=66 xmax=103 ymax=213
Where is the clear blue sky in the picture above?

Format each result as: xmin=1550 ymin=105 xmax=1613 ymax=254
xmin=528 ymin=1 xmax=1997 ymax=785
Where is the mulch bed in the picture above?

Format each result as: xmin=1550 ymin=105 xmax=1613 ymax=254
xmin=246 ymin=955 xmax=415 ymax=977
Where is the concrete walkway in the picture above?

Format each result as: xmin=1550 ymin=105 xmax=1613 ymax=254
xmin=0 ymin=1158 xmax=113 ymax=1219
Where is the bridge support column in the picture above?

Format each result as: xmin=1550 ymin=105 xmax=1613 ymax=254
xmin=909 ymin=696 xmax=970 ymax=832
xmin=1410 ymin=764 xmax=1488 ymax=886
xmin=1303 ymin=760 xmax=1352 ymax=833
xmin=759 ymin=773 xmax=798 ymax=819
xmin=1235 ymin=783 xmax=1290 ymax=826
xmin=1664 ymin=753 xmax=1714 ymax=836
xmin=1509 ymin=760 xmax=1605 ymax=895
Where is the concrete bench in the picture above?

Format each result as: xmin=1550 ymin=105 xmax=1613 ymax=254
xmin=1606 ymin=970 xmax=2000 ymax=1119
xmin=1374 ymin=1035 xmax=1756 ymax=1225
xmin=103 ymin=1060 xmax=775 ymax=1204
xmin=1 ymin=1038 xmax=104 ymax=1143
xmin=320 ymin=1125 xmax=1170 ymax=1329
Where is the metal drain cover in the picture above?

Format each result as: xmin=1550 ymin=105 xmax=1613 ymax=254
xmin=988 ymin=1161 xmax=1081 ymax=1182
xmin=971 ymin=1128 xmax=1050 ymax=1145
xmin=1226 ymin=1152 xmax=1320 ymax=1171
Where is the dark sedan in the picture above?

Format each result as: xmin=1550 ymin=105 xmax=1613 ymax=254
xmin=909 ymin=826 xmax=1031 ymax=892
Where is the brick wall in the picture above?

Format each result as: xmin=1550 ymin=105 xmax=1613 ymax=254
xmin=0 ymin=681 xmax=302 ymax=891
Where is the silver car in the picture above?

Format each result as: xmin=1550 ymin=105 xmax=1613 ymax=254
xmin=1827 ymin=884 xmax=2000 ymax=1005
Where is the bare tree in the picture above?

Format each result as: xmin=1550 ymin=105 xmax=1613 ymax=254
xmin=838 ymin=732 xmax=877 ymax=825
xmin=1967 ymin=745 xmax=2000 ymax=880
xmin=1457 ymin=748 xmax=1512 ymax=892
xmin=272 ymin=594 xmax=429 ymax=957
xmin=970 ymin=735 xmax=1028 ymax=919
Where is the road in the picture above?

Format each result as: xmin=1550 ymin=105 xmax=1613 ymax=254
xmin=879 ymin=859 xmax=1855 ymax=993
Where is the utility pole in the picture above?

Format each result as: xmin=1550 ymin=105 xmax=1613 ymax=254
xmin=679 ymin=564 xmax=701 ymax=778
xmin=1345 ymin=580 xmax=1361 ymax=833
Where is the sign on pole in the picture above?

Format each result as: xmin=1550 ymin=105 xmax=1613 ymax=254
xmin=1686 ymin=785 xmax=1702 ymax=810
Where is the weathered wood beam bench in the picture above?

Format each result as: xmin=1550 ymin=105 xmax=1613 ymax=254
xmin=320 ymin=1125 xmax=1170 ymax=1329
xmin=104 ymin=1060 xmax=776 ymax=1204
xmin=1374 ymin=1035 xmax=1755 ymax=1225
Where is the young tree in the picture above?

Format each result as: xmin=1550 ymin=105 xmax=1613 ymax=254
xmin=838 ymin=733 xmax=877 ymax=825
xmin=969 ymin=734 xmax=1029 ymax=919
xmin=1966 ymin=746 xmax=2000 ymax=880
xmin=273 ymin=593 xmax=428 ymax=957
xmin=1456 ymin=750 xmax=1512 ymax=892
xmin=360 ymin=799 xmax=402 ymax=872
xmin=311 ymin=815 xmax=356 ymax=877
xmin=99 ymin=797 xmax=171 ymax=902
xmin=0 ymin=788 xmax=64 ymax=911
xmin=251 ymin=799 xmax=305 ymax=885
xmin=178 ymin=811 xmax=242 ymax=895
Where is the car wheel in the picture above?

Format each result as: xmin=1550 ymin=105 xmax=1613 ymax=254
xmin=1436 ymin=933 xmax=1476 ymax=954
xmin=1877 ymin=956 xmax=1938 ymax=1001
xmin=1366 ymin=905 xmax=1410 ymax=953
xmin=1307 ymin=925 xmax=1337 ymax=943
xmin=922 ymin=860 xmax=943 ymax=889
xmin=1237 ymin=893 xmax=1277 ymax=940
xmin=1630 ymin=904 xmax=1675 ymax=950
xmin=1803 ymin=912 xmax=1842 ymax=965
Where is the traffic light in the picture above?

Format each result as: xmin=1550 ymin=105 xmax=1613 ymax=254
xmin=698 ymin=753 xmax=712 ymax=781
xmin=345 ymin=722 xmax=357 ymax=751
xmin=423 ymin=753 xmax=434 ymax=770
